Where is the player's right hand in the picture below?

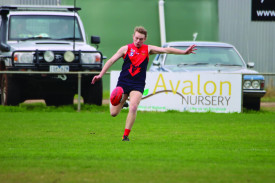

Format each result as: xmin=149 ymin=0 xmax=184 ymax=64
xmin=91 ymin=75 xmax=101 ymax=84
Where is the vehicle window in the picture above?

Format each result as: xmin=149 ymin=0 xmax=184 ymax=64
xmin=8 ymin=15 xmax=83 ymax=41
xmin=164 ymin=46 xmax=245 ymax=66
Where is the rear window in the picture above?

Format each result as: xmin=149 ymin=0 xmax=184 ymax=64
xmin=164 ymin=46 xmax=245 ymax=66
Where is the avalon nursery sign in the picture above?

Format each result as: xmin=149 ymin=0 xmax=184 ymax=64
xmin=110 ymin=71 xmax=242 ymax=113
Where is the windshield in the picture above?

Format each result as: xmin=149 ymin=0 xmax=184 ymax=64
xmin=164 ymin=46 xmax=245 ymax=67
xmin=8 ymin=15 xmax=83 ymax=41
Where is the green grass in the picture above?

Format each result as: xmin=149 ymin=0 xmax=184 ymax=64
xmin=0 ymin=104 xmax=274 ymax=183
xmin=103 ymin=90 xmax=110 ymax=100
xmin=74 ymin=91 xmax=110 ymax=101
xmin=262 ymin=96 xmax=275 ymax=102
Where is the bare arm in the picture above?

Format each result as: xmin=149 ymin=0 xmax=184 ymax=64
xmin=149 ymin=44 xmax=196 ymax=55
xmin=91 ymin=45 xmax=127 ymax=84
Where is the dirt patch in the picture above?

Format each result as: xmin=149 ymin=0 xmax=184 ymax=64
xmin=24 ymin=99 xmax=45 ymax=104
xmin=261 ymin=102 xmax=275 ymax=108
xmin=102 ymin=99 xmax=109 ymax=104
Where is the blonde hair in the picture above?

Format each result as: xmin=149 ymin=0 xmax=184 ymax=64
xmin=134 ymin=26 xmax=147 ymax=38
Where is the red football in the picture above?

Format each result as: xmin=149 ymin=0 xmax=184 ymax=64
xmin=110 ymin=87 xmax=124 ymax=106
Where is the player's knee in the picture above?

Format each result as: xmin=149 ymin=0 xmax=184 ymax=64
xmin=110 ymin=105 xmax=121 ymax=117
xmin=110 ymin=111 xmax=118 ymax=117
xmin=129 ymin=103 xmax=138 ymax=113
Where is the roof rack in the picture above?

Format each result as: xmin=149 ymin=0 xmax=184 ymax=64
xmin=0 ymin=5 xmax=81 ymax=12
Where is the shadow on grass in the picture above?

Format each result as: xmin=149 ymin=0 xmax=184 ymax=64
xmin=0 ymin=102 xmax=274 ymax=113
xmin=0 ymin=103 xmax=110 ymax=112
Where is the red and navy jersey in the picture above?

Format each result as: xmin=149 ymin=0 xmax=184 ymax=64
xmin=117 ymin=43 xmax=149 ymax=86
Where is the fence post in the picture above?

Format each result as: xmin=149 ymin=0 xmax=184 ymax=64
xmin=77 ymin=73 xmax=82 ymax=112
xmin=241 ymin=74 xmax=243 ymax=113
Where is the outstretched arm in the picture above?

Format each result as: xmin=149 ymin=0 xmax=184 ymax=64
xmin=91 ymin=45 xmax=127 ymax=84
xmin=149 ymin=44 xmax=196 ymax=55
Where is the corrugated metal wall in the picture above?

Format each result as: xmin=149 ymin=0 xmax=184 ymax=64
xmin=0 ymin=0 xmax=60 ymax=5
xmin=219 ymin=0 xmax=275 ymax=87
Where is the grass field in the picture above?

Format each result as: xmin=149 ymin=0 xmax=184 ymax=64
xmin=0 ymin=104 xmax=274 ymax=183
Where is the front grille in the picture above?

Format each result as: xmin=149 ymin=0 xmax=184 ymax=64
xmin=11 ymin=50 xmax=103 ymax=71
xmin=34 ymin=51 xmax=80 ymax=64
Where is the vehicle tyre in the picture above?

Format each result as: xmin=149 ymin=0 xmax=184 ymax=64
xmin=82 ymin=77 xmax=102 ymax=105
xmin=243 ymin=97 xmax=260 ymax=111
xmin=0 ymin=88 xmax=1 ymax=104
xmin=45 ymin=94 xmax=74 ymax=106
xmin=0 ymin=64 xmax=4 ymax=104
xmin=1 ymin=74 xmax=22 ymax=105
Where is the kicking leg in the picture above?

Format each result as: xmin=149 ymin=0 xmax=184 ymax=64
xmin=110 ymin=93 xmax=128 ymax=117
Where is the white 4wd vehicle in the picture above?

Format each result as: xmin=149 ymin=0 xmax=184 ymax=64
xmin=0 ymin=5 xmax=103 ymax=106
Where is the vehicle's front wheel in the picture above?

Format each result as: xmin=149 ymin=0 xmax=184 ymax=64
xmin=0 ymin=88 xmax=2 ymax=104
xmin=243 ymin=97 xmax=261 ymax=111
xmin=1 ymin=74 xmax=22 ymax=105
xmin=82 ymin=77 xmax=102 ymax=106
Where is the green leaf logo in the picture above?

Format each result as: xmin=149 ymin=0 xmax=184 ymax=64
xmin=143 ymin=89 xmax=149 ymax=96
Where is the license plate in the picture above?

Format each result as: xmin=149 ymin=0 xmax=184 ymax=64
xmin=49 ymin=65 xmax=69 ymax=73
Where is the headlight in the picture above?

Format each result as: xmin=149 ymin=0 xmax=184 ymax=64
xmin=14 ymin=52 xmax=34 ymax=63
xmin=81 ymin=53 xmax=95 ymax=64
xmin=252 ymin=80 xmax=260 ymax=89
xmin=64 ymin=51 xmax=75 ymax=62
xmin=243 ymin=80 xmax=251 ymax=89
xmin=44 ymin=51 xmax=54 ymax=62
xmin=243 ymin=80 xmax=262 ymax=89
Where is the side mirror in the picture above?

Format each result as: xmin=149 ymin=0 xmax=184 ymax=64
xmin=152 ymin=60 xmax=160 ymax=66
xmin=91 ymin=36 xmax=100 ymax=44
xmin=152 ymin=54 xmax=161 ymax=66
xmin=247 ymin=62 xmax=255 ymax=68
